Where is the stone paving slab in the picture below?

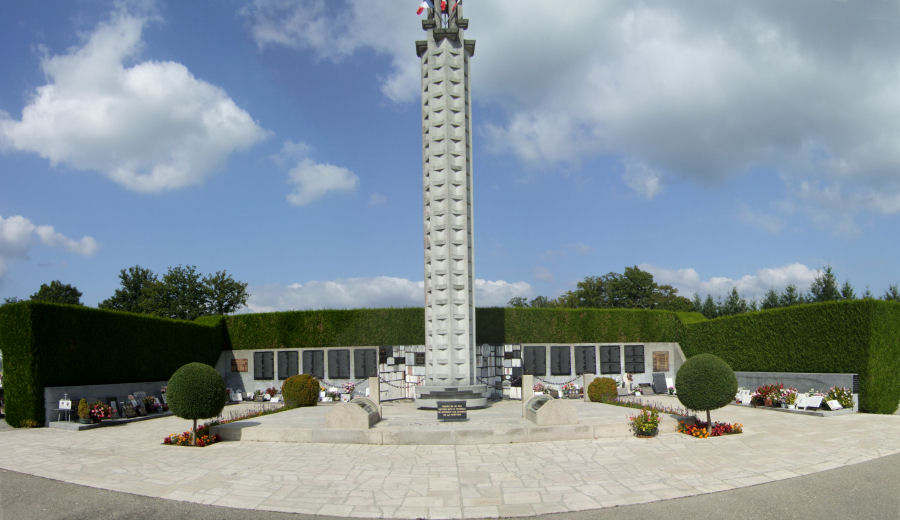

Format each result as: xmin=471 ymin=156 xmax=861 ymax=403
xmin=0 ymin=399 xmax=897 ymax=519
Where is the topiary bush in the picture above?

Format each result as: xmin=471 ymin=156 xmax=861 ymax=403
xmin=281 ymin=374 xmax=319 ymax=408
xmin=588 ymin=377 xmax=618 ymax=403
xmin=167 ymin=363 xmax=227 ymax=445
xmin=676 ymin=353 xmax=737 ymax=433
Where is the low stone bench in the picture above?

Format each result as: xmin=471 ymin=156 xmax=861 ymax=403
xmin=524 ymin=395 xmax=577 ymax=426
xmin=326 ymin=397 xmax=381 ymax=429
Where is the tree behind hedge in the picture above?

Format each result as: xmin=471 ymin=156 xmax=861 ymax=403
xmin=675 ymin=353 xmax=737 ymax=433
xmin=30 ymin=281 xmax=82 ymax=305
xmin=167 ymin=362 xmax=226 ymax=445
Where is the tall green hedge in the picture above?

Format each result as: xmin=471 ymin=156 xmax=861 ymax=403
xmin=681 ymin=300 xmax=900 ymax=414
xmin=0 ymin=302 xmax=224 ymax=427
xmin=223 ymin=307 xmax=686 ymax=349
xmin=224 ymin=308 xmax=425 ymax=349
xmin=495 ymin=307 xmax=684 ymax=344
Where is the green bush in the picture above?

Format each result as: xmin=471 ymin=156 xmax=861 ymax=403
xmin=588 ymin=377 xmax=618 ymax=403
xmin=0 ymin=302 xmax=224 ymax=427
xmin=281 ymin=374 xmax=319 ymax=408
xmin=167 ymin=362 xmax=227 ymax=445
xmin=682 ymin=300 xmax=900 ymax=414
xmin=676 ymin=354 xmax=737 ymax=432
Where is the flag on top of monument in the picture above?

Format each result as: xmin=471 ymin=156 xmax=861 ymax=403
xmin=417 ymin=0 xmax=434 ymax=15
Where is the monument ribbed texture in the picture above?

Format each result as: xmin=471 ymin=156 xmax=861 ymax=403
xmin=419 ymin=10 xmax=476 ymax=388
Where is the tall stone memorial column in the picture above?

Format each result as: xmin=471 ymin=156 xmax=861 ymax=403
xmin=414 ymin=4 xmax=489 ymax=408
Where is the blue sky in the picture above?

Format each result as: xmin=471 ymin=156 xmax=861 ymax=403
xmin=2 ymin=0 xmax=900 ymax=311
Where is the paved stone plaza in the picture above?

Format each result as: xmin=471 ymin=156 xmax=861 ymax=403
xmin=0 ymin=399 xmax=898 ymax=519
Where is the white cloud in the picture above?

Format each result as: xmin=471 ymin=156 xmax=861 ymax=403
xmin=242 ymin=0 xmax=421 ymax=102
xmin=245 ymin=276 xmax=532 ymax=311
xmin=272 ymin=139 xmax=313 ymax=166
xmin=247 ymin=276 xmax=423 ymax=312
xmin=35 ymin=225 xmax=100 ymax=256
xmin=368 ymin=193 xmax=387 ymax=206
xmin=286 ymin=158 xmax=359 ymax=206
xmin=0 ymin=215 xmax=99 ymax=281
xmin=641 ymin=262 xmax=819 ymax=301
xmin=622 ymin=160 xmax=663 ymax=199
xmin=475 ymin=279 xmax=534 ymax=306
xmin=0 ymin=9 xmax=267 ymax=193
xmin=244 ymin=1 xmax=900 ymax=224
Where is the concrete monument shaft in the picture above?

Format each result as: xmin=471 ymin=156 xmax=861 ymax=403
xmin=416 ymin=7 xmax=484 ymax=401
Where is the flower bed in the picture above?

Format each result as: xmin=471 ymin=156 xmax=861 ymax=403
xmin=162 ymin=403 xmax=288 ymax=447
xmin=746 ymin=383 xmax=853 ymax=410
xmin=609 ymin=396 xmax=689 ymax=417
xmin=678 ymin=420 xmax=743 ymax=439
xmin=163 ymin=424 xmax=221 ymax=447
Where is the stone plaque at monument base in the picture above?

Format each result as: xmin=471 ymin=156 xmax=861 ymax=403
xmin=437 ymin=400 xmax=467 ymax=421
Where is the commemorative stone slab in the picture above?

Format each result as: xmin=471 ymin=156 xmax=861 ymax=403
xmin=437 ymin=400 xmax=467 ymax=421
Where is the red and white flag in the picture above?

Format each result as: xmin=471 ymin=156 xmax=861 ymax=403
xmin=452 ymin=0 xmax=462 ymax=12
xmin=416 ymin=0 xmax=434 ymax=15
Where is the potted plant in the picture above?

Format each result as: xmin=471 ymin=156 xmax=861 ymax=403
xmin=77 ymin=398 xmax=91 ymax=424
xmin=628 ymin=407 xmax=661 ymax=437
xmin=533 ymin=382 xmax=544 ymax=395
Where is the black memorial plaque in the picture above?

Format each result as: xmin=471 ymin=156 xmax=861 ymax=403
xmin=437 ymin=400 xmax=467 ymax=422
xmin=652 ymin=372 xmax=668 ymax=394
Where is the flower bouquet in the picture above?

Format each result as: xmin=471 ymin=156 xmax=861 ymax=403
xmin=781 ymin=387 xmax=799 ymax=408
xmin=89 ymin=401 xmax=112 ymax=422
xmin=143 ymin=396 xmax=162 ymax=413
xmin=826 ymin=386 xmax=853 ymax=408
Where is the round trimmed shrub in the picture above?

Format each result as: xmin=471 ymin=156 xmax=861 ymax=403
xmin=676 ymin=353 xmax=737 ymax=431
xmin=167 ymin=362 xmax=227 ymax=445
xmin=588 ymin=377 xmax=618 ymax=403
xmin=281 ymin=374 xmax=319 ymax=408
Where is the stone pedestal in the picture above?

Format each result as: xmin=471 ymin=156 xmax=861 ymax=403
xmin=582 ymin=373 xmax=595 ymax=402
xmin=367 ymin=376 xmax=381 ymax=413
xmin=524 ymin=395 xmax=578 ymax=426
xmin=415 ymin=385 xmax=490 ymax=409
xmin=521 ymin=374 xmax=534 ymax=416
xmin=326 ymin=397 xmax=381 ymax=429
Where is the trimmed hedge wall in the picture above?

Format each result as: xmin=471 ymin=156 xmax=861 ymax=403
xmin=224 ymin=308 xmax=425 ymax=349
xmin=223 ymin=307 xmax=686 ymax=349
xmin=0 ymin=302 xmax=224 ymax=427
xmin=681 ymin=300 xmax=900 ymax=414
xmin=496 ymin=307 xmax=684 ymax=344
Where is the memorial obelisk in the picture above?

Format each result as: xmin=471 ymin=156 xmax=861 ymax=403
xmin=414 ymin=2 xmax=489 ymax=408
